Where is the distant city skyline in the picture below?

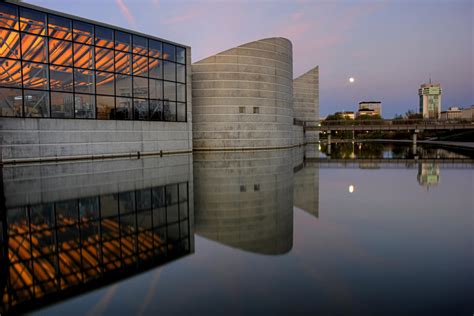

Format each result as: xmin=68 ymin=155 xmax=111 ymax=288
xmin=26 ymin=0 xmax=473 ymax=118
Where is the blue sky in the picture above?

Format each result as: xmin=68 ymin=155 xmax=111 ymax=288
xmin=27 ymin=0 xmax=473 ymax=118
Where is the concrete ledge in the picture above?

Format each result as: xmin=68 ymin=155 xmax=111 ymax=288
xmin=1 ymin=149 xmax=193 ymax=165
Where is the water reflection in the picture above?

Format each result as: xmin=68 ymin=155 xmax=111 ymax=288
xmin=417 ymin=163 xmax=440 ymax=187
xmin=0 ymin=156 xmax=194 ymax=314
xmin=193 ymin=150 xmax=297 ymax=255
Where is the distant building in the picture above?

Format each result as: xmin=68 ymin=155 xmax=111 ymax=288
xmin=460 ymin=105 xmax=474 ymax=121
xmin=357 ymin=101 xmax=381 ymax=118
xmin=440 ymin=107 xmax=462 ymax=120
xmin=419 ymin=82 xmax=441 ymax=119
xmin=335 ymin=111 xmax=355 ymax=119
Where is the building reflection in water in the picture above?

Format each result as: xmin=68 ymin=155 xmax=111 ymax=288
xmin=417 ymin=163 xmax=440 ymax=188
xmin=293 ymin=146 xmax=320 ymax=218
xmin=193 ymin=150 xmax=297 ymax=255
xmin=0 ymin=155 xmax=194 ymax=314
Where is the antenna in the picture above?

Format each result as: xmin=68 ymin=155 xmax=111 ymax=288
xmin=429 ymin=74 xmax=431 ymax=84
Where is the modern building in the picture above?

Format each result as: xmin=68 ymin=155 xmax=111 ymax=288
xmin=440 ymin=106 xmax=462 ymax=120
xmin=0 ymin=1 xmax=192 ymax=163
xmin=192 ymin=37 xmax=301 ymax=150
xmin=460 ymin=105 xmax=474 ymax=121
xmin=357 ymin=101 xmax=382 ymax=118
xmin=293 ymin=66 xmax=319 ymax=143
xmin=335 ymin=111 xmax=355 ymax=119
xmin=419 ymin=82 xmax=441 ymax=119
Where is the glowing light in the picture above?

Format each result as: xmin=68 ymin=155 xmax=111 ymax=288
xmin=349 ymin=77 xmax=355 ymax=83
xmin=348 ymin=185 xmax=355 ymax=193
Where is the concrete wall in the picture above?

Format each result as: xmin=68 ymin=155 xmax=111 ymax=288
xmin=0 ymin=48 xmax=193 ymax=163
xmin=293 ymin=66 xmax=319 ymax=143
xmin=192 ymin=38 xmax=295 ymax=150
xmin=193 ymin=149 xmax=294 ymax=255
xmin=293 ymin=163 xmax=320 ymax=218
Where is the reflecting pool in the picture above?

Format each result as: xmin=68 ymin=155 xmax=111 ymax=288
xmin=1 ymin=144 xmax=473 ymax=315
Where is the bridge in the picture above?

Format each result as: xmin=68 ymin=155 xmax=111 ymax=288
xmin=302 ymin=119 xmax=474 ymax=145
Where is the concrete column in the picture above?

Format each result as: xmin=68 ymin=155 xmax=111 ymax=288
xmin=327 ymin=131 xmax=331 ymax=145
xmin=412 ymin=131 xmax=417 ymax=145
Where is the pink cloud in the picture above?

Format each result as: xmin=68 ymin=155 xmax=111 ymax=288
xmin=115 ymin=0 xmax=137 ymax=29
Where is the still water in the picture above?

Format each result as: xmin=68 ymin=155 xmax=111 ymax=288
xmin=1 ymin=143 xmax=473 ymax=315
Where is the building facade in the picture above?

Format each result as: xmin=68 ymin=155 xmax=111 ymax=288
xmin=419 ymin=83 xmax=441 ymax=119
xmin=357 ymin=101 xmax=382 ymax=118
xmin=293 ymin=66 xmax=319 ymax=143
xmin=0 ymin=1 xmax=192 ymax=163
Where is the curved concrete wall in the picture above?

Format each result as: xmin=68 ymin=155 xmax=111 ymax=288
xmin=193 ymin=150 xmax=294 ymax=255
xmin=293 ymin=66 xmax=319 ymax=143
xmin=192 ymin=38 xmax=294 ymax=149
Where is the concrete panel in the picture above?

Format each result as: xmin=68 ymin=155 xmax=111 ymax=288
xmin=192 ymin=38 xmax=294 ymax=150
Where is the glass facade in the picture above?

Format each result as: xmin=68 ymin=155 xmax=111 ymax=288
xmin=0 ymin=2 xmax=187 ymax=121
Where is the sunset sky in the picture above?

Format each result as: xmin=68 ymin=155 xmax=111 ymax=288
xmin=27 ymin=0 xmax=473 ymax=118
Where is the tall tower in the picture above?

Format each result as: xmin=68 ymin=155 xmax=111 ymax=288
xmin=419 ymin=82 xmax=442 ymax=119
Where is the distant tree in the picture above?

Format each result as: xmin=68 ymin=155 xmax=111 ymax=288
xmin=394 ymin=114 xmax=403 ymax=120
xmin=405 ymin=110 xmax=423 ymax=119
xmin=325 ymin=113 xmax=345 ymax=121
xmin=355 ymin=114 xmax=382 ymax=120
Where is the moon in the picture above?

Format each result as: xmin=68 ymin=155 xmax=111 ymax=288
xmin=349 ymin=77 xmax=355 ymax=83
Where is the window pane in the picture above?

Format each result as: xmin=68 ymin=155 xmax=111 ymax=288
xmin=133 ymin=77 xmax=148 ymax=98
xmin=162 ymin=43 xmax=175 ymax=61
xmin=0 ymin=29 xmax=21 ymax=59
xmin=133 ymin=54 xmax=148 ymax=77
xmin=96 ymin=72 xmax=115 ymax=95
xmin=177 ymin=83 xmax=185 ymax=102
xmin=74 ymin=43 xmax=94 ymax=69
xmin=95 ymin=47 xmax=114 ymax=72
xmin=95 ymin=26 xmax=114 ymax=48
xmin=177 ymin=102 xmax=186 ymax=122
xmin=115 ymin=31 xmax=131 ymax=52
xmin=21 ymin=34 xmax=46 ymax=62
xmin=24 ymin=89 xmax=49 ymax=117
xmin=48 ymin=15 xmax=72 ymax=40
xmin=163 ymin=61 xmax=176 ymax=81
xmin=115 ymin=74 xmax=132 ymax=97
xmin=176 ymin=47 xmax=185 ymax=64
xmin=115 ymin=51 xmax=131 ymax=74
xmin=149 ymin=79 xmax=162 ymax=100
xmin=150 ymin=100 xmax=162 ymax=121
xmin=164 ymin=81 xmax=176 ymax=101
xmin=74 ymin=69 xmax=94 ymax=94
xmin=19 ymin=8 xmax=46 ymax=35
xmin=134 ymin=99 xmax=149 ymax=120
xmin=49 ymin=39 xmax=73 ymax=66
xmin=0 ymin=87 xmax=22 ymax=117
xmin=51 ymin=92 xmax=74 ymax=118
xmin=115 ymin=97 xmax=132 ymax=120
xmin=23 ymin=62 xmax=48 ymax=90
xmin=75 ymin=93 xmax=95 ymax=119
xmin=133 ymin=35 xmax=147 ymax=55
xmin=0 ymin=58 xmax=22 ymax=88
xmin=163 ymin=101 xmax=176 ymax=121
xmin=97 ymin=95 xmax=114 ymax=119
xmin=73 ymin=21 xmax=93 ymax=44
xmin=177 ymin=64 xmax=185 ymax=83
xmin=50 ymin=66 xmax=73 ymax=92
xmin=149 ymin=59 xmax=162 ymax=79
xmin=0 ymin=3 xmax=19 ymax=29
xmin=149 ymin=39 xmax=161 ymax=58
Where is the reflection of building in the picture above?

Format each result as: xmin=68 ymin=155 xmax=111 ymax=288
xmin=293 ymin=162 xmax=320 ymax=218
xmin=417 ymin=163 xmax=440 ymax=187
xmin=419 ymin=82 xmax=441 ymax=119
xmin=0 ymin=1 xmax=191 ymax=162
xmin=194 ymin=150 xmax=294 ymax=255
xmin=357 ymin=101 xmax=382 ymax=118
xmin=1 ymin=155 xmax=194 ymax=314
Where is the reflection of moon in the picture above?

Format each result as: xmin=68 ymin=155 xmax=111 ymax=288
xmin=349 ymin=77 xmax=355 ymax=83
xmin=349 ymin=184 xmax=355 ymax=193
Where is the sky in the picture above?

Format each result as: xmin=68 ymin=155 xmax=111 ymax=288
xmin=26 ymin=0 xmax=473 ymax=118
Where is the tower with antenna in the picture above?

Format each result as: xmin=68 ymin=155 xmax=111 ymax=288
xmin=419 ymin=78 xmax=441 ymax=119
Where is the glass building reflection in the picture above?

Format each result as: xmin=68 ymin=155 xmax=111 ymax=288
xmin=0 ymin=155 xmax=194 ymax=314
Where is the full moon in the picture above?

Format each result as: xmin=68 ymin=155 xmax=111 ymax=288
xmin=349 ymin=77 xmax=355 ymax=83
xmin=348 ymin=185 xmax=355 ymax=193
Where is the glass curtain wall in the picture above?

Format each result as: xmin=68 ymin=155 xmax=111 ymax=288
xmin=0 ymin=2 xmax=187 ymax=121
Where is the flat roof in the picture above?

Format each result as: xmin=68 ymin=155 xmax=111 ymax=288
xmin=5 ymin=0 xmax=191 ymax=49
